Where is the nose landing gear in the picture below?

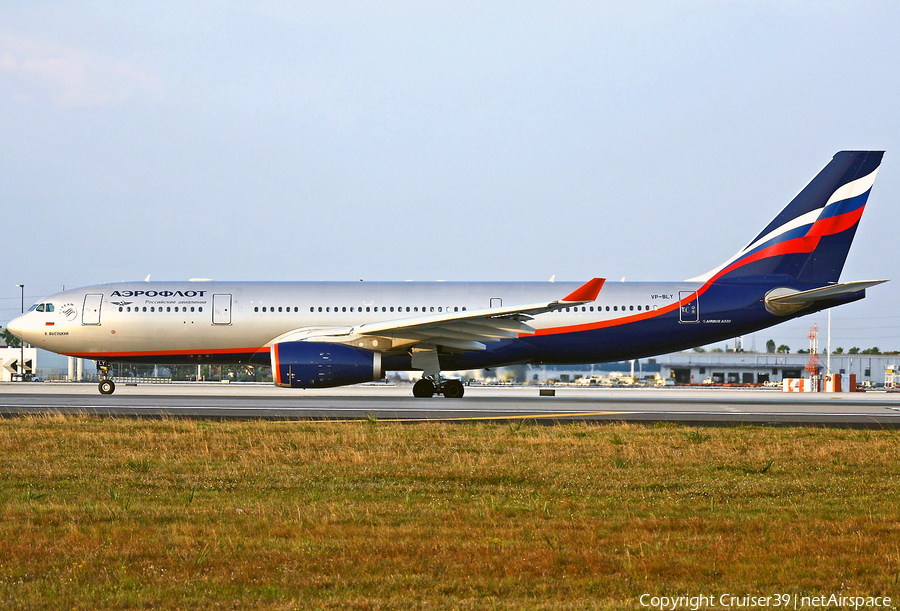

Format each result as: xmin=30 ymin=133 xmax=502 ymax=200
xmin=96 ymin=360 xmax=116 ymax=395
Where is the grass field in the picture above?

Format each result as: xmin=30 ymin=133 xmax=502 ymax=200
xmin=1 ymin=416 xmax=898 ymax=609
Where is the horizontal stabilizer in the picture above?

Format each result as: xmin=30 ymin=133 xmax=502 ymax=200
xmin=765 ymin=280 xmax=887 ymax=315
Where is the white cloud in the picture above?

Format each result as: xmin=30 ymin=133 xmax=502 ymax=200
xmin=0 ymin=33 xmax=163 ymax=107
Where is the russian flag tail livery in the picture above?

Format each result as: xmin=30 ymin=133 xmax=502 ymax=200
xmin=691 ymin=151 xmax=884 ymax=285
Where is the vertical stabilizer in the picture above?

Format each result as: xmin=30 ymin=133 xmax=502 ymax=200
xmin=689 ymin=151 xmax=884 ymax=284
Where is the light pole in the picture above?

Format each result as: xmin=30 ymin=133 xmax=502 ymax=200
xmin=16 ymin=284 xmax=24 ymax=379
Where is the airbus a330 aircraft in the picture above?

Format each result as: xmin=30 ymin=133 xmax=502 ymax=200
xmin=8 ymin=151 xmax=887 ymax=397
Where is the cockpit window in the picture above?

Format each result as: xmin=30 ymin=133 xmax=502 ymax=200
xmin=27 ymin=303 xmax=55 ymax=312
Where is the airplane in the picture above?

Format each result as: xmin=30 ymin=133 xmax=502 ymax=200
xmin=7 ymin=150 xmax=887 ymax=397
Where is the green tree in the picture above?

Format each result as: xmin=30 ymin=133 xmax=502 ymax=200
xmin=765 ymin=339 xmax=776 ymax=354
xmin=1 ymin=327 xmax=21 ymax=348
xmin=776 ymin=344 xmax=790 ymax=354
xmin=848 ymin=347 xmax=860 ymax=355
xmin=861 ymin=347 xmax=881 ymax=355
xmin=834 ymin=347 xmax=844 ymax=354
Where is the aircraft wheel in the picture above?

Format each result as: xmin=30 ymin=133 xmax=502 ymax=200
xmin=99 ymin=380 xmax=116 ymax=395
xmin=412 ymin=379 xmax=435 ymax=398
xmin=442 ymin=380 xmax=464 ymax=399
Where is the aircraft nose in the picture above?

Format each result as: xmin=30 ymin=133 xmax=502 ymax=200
xmin=6 ymin=315 xmax=26 ymax=341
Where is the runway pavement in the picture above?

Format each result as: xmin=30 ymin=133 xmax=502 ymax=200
xmin=2 ymin=382 xmax=900 ymax=426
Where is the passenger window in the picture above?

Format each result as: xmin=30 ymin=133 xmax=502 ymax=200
xmin=118 ymin=307 xmax=123 ymax=312
xmin=199 ymin=307 xmax=203 ymax=312
xmin=166 ymin=307 xmax=171 ymax=312
xmin=127 ymin=307 xmax=131 ymax=312
xmin=318 ymin=307 xmax=322 ymax=312
xmin=630 ymin=305 xmax=634 ymax=311
xmin=406 ymin=307 xmax=411 ymax=312
xmin=637 ymin=305 xmax=642 ymax=311
xmin=366 ymin=307 xmax=370 ymax=312
xmin=382 ymin=307 xmax=387 ymax=312
xmin=342 ymin=307 xmax=346 ymax=312
xmin=430 ymin=307 xmax=434 ymax=312
xmin=613 ymin=306 xmax=618 ymax=311
xmin=414 ymin=307 xmax=418 ymax=312
xmin=390 ymin=307 xmax=394 ymax=312
xmin=255 ymin=307 xmax=259 ymax=312
xmin=190 ymin=307 xmax=194 ymax=312
xmin=438 ymin=307 xmax=442 ymax=312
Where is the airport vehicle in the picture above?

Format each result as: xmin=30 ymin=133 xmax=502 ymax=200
xmin=7 ymin=151 xmax=887 ymax=397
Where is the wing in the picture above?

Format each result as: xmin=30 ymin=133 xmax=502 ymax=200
xmin=267 ymin=278 xmax=605 ymax=352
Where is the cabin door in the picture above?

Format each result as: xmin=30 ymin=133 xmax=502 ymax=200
xmin=82 ymin=294 xmax=103 ymax=325
xmin=212 ymin=294 xmax=232 ymax=325
xmin=678 ymin=291 xmax=699 ymax=323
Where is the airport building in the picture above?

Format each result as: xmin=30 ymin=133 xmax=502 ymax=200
xmin=653 ymin=352 xmax=897 ymax=386
xmin=518 ymin=352 xmax=898 ymax=387
xmin=0 ymin=346 xmax=37 ymax=382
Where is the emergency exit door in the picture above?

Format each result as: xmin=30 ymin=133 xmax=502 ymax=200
xmin=212 ymin=294 xmax=232 ymax=325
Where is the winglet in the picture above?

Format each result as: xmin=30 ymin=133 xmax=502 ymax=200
xmin=562 ymin=278 xmax=605 ymax=302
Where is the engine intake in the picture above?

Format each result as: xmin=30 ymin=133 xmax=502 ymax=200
xmin=271 ymin=341 xmax=382 ymax=388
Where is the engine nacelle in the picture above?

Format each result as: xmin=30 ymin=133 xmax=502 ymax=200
xmin=271 ymin=341 xmax=382 ymax=388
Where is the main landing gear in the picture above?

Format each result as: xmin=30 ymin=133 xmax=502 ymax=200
xmin=96 ymin=360 xmax=116 ymax=395
xmin=412 ymin=376 xmax=465 ymax=399
xmin=409 ymin=347 xmax=464 ymax=398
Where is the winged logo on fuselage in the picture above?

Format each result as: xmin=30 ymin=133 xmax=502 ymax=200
xmin=61 ymin=303 xmax=77 ymax=321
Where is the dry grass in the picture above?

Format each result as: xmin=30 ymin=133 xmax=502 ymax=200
xmin=0 ymin=416 xmax=898 ymax=609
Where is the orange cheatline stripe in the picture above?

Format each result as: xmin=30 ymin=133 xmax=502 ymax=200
xmin=64 ymin=346 xmax=270 ymax=358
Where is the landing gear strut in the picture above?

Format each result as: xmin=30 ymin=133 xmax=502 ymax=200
xmin=412 ymin=375 xmax=464 ymax=399
xmin=96 ymin=360 xmax=116 ymax=395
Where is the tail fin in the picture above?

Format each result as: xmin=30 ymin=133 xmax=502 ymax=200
xmin=690 ymin=151 xmax=884 ymax=284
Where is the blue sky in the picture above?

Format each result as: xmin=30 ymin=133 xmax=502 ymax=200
xmin=2 ymin=1 xmax=899 ymax=353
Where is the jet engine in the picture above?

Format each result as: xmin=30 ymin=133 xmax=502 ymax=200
xmin=271 ymin=341 xmax=382 ymax=388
